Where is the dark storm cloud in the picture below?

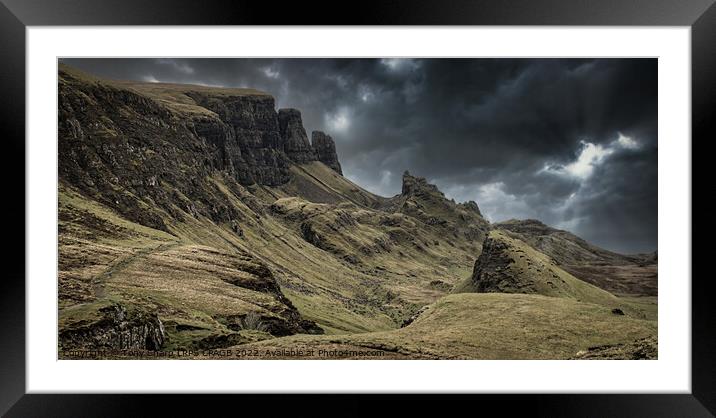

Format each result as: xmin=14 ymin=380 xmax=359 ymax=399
xmin=60 ymin=58 xmax=657 ymax=253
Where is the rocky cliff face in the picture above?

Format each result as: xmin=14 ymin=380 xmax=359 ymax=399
xmin=59 ymin=64 xmax=346 ymax=193
xmin=59 ymin=72 xmax=213 ymax=232
xmin=58 ymin=65 xmax=346 ymax=233
xmin=311 ymin=131 xmax=343 ymax=174
xmin=59 ymin=303 xmax=165 ymax=351
xmin=278 ymin=109 xmax=317 ymax=164
xmin=467 ymin=235 xmax=517 ymax=293
xmin=188 ymin=92 xmax=292 ymax=186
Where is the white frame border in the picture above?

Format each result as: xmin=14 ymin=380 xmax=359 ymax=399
xmin=27 ymin=27 xmax=690 ymax=393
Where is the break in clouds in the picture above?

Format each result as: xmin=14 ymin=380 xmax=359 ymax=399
xmin=61 ymin=58 xmax=657 ymax=254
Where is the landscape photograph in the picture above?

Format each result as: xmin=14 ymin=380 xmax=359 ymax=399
xmin=57 ymin=58 xmax=657 ymax=360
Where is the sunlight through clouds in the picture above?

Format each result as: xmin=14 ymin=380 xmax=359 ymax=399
xmin=324 ymin=107 xmax=352 ymax=132
xmin=561 ymin=141 xmax=613 ymax=179
xmin=617 ymin=132 xmax=640 ymax=149
xmin=261 ymin=66 xmax=280 ymax=79
xmin=380 ymin=58 xmax=421 ymax=72
xmin=541 ymin=134 xmax=641 ymax=180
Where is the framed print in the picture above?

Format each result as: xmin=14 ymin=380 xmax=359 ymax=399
xmin=2 ymin=0 xmax=713 ymax=415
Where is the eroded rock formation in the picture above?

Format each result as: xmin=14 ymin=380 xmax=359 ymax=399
xmin=188 ymin=92 xmax=291 ymax=186
xmin=468 ymin=236 xmax=518 ymax=293
xmin=392 ymin=171 xmax=490 ymax=245
xmin=312 ymin=131 xmax=343 ymax=174
xmin=278 ymin=108 xmax=316 ymax=163
xmin=401 ymin=171 xmax=442 ymax=197
xmin=58 ymin=65 xmax=346 ymax=234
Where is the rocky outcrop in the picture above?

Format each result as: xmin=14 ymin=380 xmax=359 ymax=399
xmin=59 ymin=304 xmax=165 ymax=351
xmin=468 ymin=236 xmax=518 ymax=293
xmin=312 ymin=131 xmax=343 ymax=174
xmin=401 ymin=305 xmax=430 ymax=327
xmin=220 ymin=311 xmax=323 ymax=337
xmin=495 ymin=219 xmax=658 ymax=296
xmin=401 ymin=171 xmax=443 ymax=197
xmin=572 ymin=336 xmax=657 ymax=360
xmin=391 ymin=171 xmax=489 ymax=245
xmin=278 ymin=109 xmax=316 ymax=163
xmin=220 ymin=256 xmax=323 ymax=334
xmin=458 ymin=200 xmax=482 ymax=217
xmin=194 ymin=251 xmax=323 ymax=336
xmin=455 ymin=230 xmax=626 ymax=311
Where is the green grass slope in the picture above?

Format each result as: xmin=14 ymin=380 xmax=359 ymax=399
xmin=453 ymin=230 xmax=654 ymax=319
xmin=495 ymin=219 xmax=658 ymax=296
xmin=454 ymin=230 xmax=615 ymax=302
xmin=215 ymin=293 xmax=657 ymax=359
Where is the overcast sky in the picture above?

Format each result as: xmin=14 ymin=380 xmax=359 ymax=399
xmin=62 ymin=58 xmax=657 ymax=254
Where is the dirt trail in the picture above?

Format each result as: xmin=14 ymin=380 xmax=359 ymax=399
xmin=92 ymin=241 xmax=181 ymax=298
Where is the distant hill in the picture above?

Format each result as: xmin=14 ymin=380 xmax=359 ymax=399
xmin=495 ymin=219 xmax=657 ymax=296
xmin=454 ymin=230 xmax=625 ymax=307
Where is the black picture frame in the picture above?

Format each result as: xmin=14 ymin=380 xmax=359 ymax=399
xmin=1 ymin=0 xmax=712 ymax=415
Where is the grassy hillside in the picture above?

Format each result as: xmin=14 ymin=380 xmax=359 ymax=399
xmin=456 ymin=231 xmax=611 ymax=301
xmin=58 ymin=161 xmax=487 ymax=348
xmin=207 ymin=293 xmax=657 ymax=359
xmin=495 ymin=219 xmax=657 ymax=296
xmin=452 ymin=230 xmax=655 ymax=320
xmin=57 ymin=65 xmax=657 ymax=359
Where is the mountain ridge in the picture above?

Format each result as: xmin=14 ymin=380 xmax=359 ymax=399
xmin=57 ymin=64 xmax=657 ymax=359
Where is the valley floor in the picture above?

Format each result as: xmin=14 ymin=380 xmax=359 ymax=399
xmin=201 ymin=293 xmax=657 ymax=360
